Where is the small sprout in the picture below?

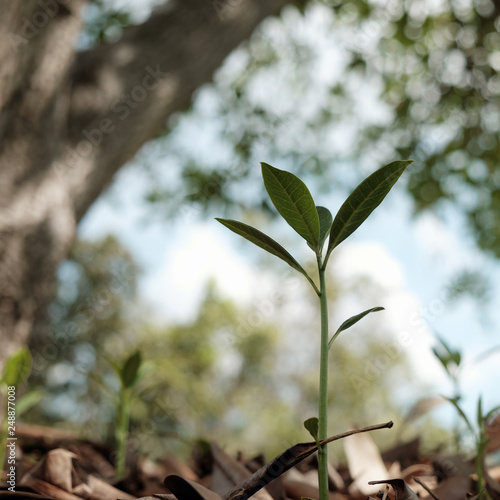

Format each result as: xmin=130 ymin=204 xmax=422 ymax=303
xmin=218 ymin=160 xmax=411 ymax=500
xmin=105 ymin=349 xmax=147 ymax=479
xmin=0 ymin=348 xmax=44 ymax=476
xmin=304 ymin=417 xmax=319 ymax=444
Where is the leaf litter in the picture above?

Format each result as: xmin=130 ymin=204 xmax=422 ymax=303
xmin=3 ymin=418 xmax=500 ymax=500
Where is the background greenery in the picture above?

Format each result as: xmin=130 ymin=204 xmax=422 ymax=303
xmin=20 ymin=0 xmax=499 ymax=461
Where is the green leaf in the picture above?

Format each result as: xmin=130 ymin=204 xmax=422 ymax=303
xmin=303 ymin=417 xmax=319 ymax=443
xmin=446 ymin=396 xmax=475 ymax=435
xmin=121 ymin=350 xmax=142 ymax=388
xmin=477 ymin=396 xmax=483 ymax=429
xmin=326 ymin=160 xmax=413 ymax=258
xmin=328 ymin=307 xmax=384 ymax=350
xmin=261 ymin=163 xmax=320 ymax=249
xmin=2 ymin=347 xmax=32 ymax=387
xmin=432 ymin=333 xmax=462 ymax=373
xmin=216 ymin=218 xmax=319 ymax=294
xmin=317 ymin=206 xmax=333 ymax=251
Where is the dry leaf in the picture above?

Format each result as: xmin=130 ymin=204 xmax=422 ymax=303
xmin=164 ymin=475 xmax=223 ymax=500
xmin=368 ymin=479 xmax=418 ymax=500
xmin=484 ymin=461 xmax=500 ymax=500
xmin=224 ymin=422 xmax=392 ymax=500
xmin=485 ymin=412 xmax=500 ymax=454
xmin=283 ymin=479 xmax=344 ymax=500
xmin=344 ymin=431 xmax=389 ymax=495
xmin=19 ymin=478 xmax=82 ymax=500
xmin=0 ymin=491 xmax=54 ymax=500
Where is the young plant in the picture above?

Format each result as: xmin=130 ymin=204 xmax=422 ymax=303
xmin=446 ymin=396 xmax=500 ymax=498
xmin=0 ymin=347 xmax=44 ymax=475
xmin=217 ymin=160 xmax=411 ymax=500
xmin=104 ymin=350 xmax=147 ymax=479
xmin=432 ymin=335 xmax=500 ymax=496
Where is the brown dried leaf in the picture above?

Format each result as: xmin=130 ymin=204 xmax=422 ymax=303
xmin=161 ymin=455 xmax=198 ymax=482
xmin=18 ymin=478 xmax=82 ymax=500
xmin=224 ymin=422 xmax=393 ymax=500
xmin=484 ymin=462 xmax=500 ymax=500
xmin=20 ymin=450 xmax=79 ymax=493
xmin=485 ymin=412 xmax=500 ymax=454
xmin=368 ymin=479 xmax=418 ymax=500
xmin=344 ymin=432 xmax=389 ymax=496
xmin=164 ymin=475 xmax=223 ymax=500
xmin=209 ymin=444 xmax=251 ymax=497
xmin=0 ymin=491 xmax=54 ymax=500
xmin=283 ymin=479 xmax=344 ymax=500
xmin=134 ymin=495 xmax=176 ymax=500
xmin=85 ymin=474 xmax=136 ymax=500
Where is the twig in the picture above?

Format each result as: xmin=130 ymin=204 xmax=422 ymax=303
xmin=412 ymin=476 xmax=440 ymax=500
xmin=224 ymin=421 xmax=393 ymax=500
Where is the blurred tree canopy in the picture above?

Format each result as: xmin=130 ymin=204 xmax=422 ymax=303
xmin=145 ymin=0 xmax=500 ymax=258
xmin=2 ymin=0 xmax=498 ymax=369
xmin=24 ymin=235 xmax=431 ymax=459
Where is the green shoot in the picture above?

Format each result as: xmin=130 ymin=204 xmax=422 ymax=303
xmin=0 ymin=348 xmax=44 ymax=477
xmin=217 ymin=160 xmax=411 ymax=500
xmin=106 ymin=350 xmax=146 ymax=479
xmin=433 ymin=335 xmax=500 ymax=497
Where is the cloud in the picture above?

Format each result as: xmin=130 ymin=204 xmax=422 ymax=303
xmin=141 ymin=222 xmax=266 ymax=322
xmin=331 ymin=242 xmax=450 ymax=396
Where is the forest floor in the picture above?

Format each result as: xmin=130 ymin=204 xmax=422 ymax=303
xmin=1 ymin=420 xmax=500 ymax=500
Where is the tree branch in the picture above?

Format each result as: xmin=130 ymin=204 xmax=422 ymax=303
xmin=66 ymin=0 xmax=305 ymax=220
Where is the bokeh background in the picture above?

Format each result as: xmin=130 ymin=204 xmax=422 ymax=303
xmin=9 ymin=0 xmax=500 ymax=462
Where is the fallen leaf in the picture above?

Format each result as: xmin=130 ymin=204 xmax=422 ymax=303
xmin=484 ymin=461 xmax=500 ymax=500
xmin=224 ymin=422 xmax=393 ymax=500
xmin=18 ymin=478 xmax=82 ymax=500
xmin=0 ymin=491 xmax=54 ymax=500
xmin=209 ymin=443 xmax=256 ymax=497
xmin=164 ymin=475 xmax=223 ymax=500
xmin=368 ymin=479 xmax=419 ymax=499
xmin=283 ymin=479 xmax=344 ymax=500
xmin=485 ymin=411 xmax=500 ymax=454
xmin=344 ymin=431 xmax=390 ymax=496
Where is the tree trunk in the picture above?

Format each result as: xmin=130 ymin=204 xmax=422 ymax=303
xmin=0 ymin=0 xmax=303 ymax=371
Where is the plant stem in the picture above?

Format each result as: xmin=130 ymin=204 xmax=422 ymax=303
xmin=115 ymin=388 xmax=130 ymax=479
xmin=317 ymin=256 xmax=329 ymax=500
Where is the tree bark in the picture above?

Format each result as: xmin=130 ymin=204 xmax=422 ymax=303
xmin=0 ymin=0 xmax=303 ymax=371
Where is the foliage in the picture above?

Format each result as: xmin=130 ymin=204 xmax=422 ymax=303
xmin=145 ymin=0 xmax=500 ymax=263
xmin=27 ymin=235 xmax=139 ymax=434
xmin=0 ymin=348 xmax=44 ymax=474
xmin=446 ymin=397 xmax=500 ymax=497
xmin=102 ymin=350 xmax=150 ymax=478
xmin=23 ymin=232 xmax=416 ymax=461
xmin=218 ymin=160 xmax=409 ymax=500
xmin=80 ymin=0 xmax=133 ymax=48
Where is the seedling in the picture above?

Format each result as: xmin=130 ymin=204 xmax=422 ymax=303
xmin=432 ymin=335 xmax=500 ymax=497
xmin=0 ymin=347 xmax=44 ymax=476
xmin=217 ymin=160 xmax=411 ymax=500
xmin=446 ymin=396 xmax=500 ymax=498
xmin=103 ymin=350 xmax=147 ymax=479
